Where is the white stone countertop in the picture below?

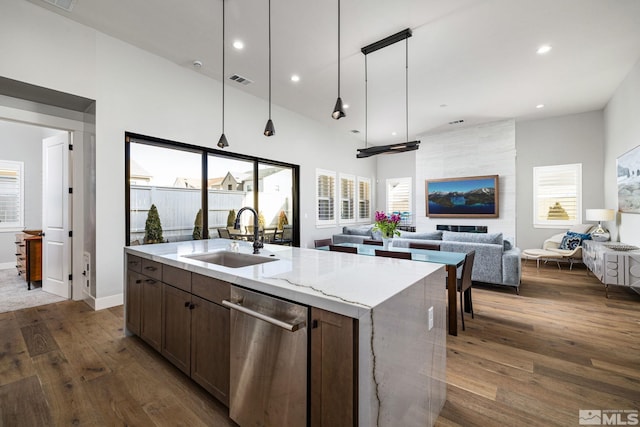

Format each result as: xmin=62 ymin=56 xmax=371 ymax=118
xmin=124 ymin=239 xmax=443 ymax=319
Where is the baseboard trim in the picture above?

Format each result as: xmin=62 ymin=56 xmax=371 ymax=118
xmin=82 ymin=291 xmax=123 ymax=311
xmin=0 ymin=262 xmax=16 ymax=270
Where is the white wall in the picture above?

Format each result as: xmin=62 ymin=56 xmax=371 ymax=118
xmin=412 ymin=120 xmax=517 ymax=241
xmin=1 ymin=0 xmax=375 ymax=303
xmin=604 ymin=58 xmax=640 ymax=246
xmin=516 ymin=110 xmax=605 ymax=250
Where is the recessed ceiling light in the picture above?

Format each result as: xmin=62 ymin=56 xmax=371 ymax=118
xmin=536 ymin=45 xmax=552 ymax=55
xmin=291 ymin=74 xmax=300 ymax=82
xmin=193 ymin=60 xmax=203 ymax=68
xmin=536 ymin=104 xmax=545 ymax=109
xmin=350 ymin=129 xmax=360 ymax=133
xmin=391 ymin=132 xmax=397 ymax=136
xmin=233 ymin=40 xmax=244 ymax=50
xmin=343 ymin=104 xmax=349 ymax=109
xmin=440 ymin=104 xmax=448 ymax=108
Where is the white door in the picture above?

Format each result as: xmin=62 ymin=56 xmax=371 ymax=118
xmin=42 ymin=133 xmax=71 ymax=299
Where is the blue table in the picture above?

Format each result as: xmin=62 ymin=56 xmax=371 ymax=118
xmin=318 ymin=243 xmax=466 ymax=336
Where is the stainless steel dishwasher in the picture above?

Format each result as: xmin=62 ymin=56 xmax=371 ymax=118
xmin=223 ymin=286 xmax=308 ymax=427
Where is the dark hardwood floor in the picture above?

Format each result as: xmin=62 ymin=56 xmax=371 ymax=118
xmin=1 ymin=261 xmax=638 ymax=426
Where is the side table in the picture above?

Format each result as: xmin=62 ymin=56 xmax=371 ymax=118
xmin=582 ymin=240 xmax=640 ymax=297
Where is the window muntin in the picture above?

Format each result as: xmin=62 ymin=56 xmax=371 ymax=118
xmin=339 ymin=174 xmax=356 ymax=223
xmin=316 ymin=169 xmax=336 ymax=226
xmin=0 ymin=160 xmax=24 ymax=230
xmin=357 ymin=177 xmax=371 ymax=222
xmin=386 ymin=177 xmax=412 ymax=216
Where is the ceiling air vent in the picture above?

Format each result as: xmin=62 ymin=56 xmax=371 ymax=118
xmin=229 ymin=74 xmax=253 ymax=86
xmin=42 ymin=0 xmax=77 ymax=12
xmin=448 ymin=119 xmax=465 ymax=125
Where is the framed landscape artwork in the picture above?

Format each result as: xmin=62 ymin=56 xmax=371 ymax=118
xmin=617 ymin=144 xmax=640 ymax=214
xmin=426 ymin=175 xmax=499 ymax=218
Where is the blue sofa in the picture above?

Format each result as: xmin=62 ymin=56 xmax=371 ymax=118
xmin=333 ymin=226 xmax=521 ymax=291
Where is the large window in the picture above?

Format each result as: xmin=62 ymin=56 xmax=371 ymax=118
xmin=339 ymin=174 xmax=355 ymax=223
xmin=386 ymin=177 xmax=412 ymax=216
xmin=357 ymin=177 xmax=371 ymax=222
xmin=533 ymin=163 xmax=582 ymax=228
xmin=0 ymin=160 xmax=24 ymax=230
xmin=316 ymin=169 xmax=336 ymax=226
xmin=126 ymin=133 xmax=299 ymax=245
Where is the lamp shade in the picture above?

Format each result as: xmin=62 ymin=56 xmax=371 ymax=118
xmin=585 ymin=209 xmax=615 ymax=222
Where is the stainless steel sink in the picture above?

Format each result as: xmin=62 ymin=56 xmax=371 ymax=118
xmin=184 ymin=251 xmax=278 ymax=268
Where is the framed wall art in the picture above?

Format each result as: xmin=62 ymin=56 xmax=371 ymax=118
xmin=426 ymin=174 xmax=499 ymax=218
xmin=617 ymin=144 xmax=640 ymax=214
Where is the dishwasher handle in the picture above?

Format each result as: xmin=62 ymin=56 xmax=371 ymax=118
xmin=222 ymin=300 xmax=306 ymax=332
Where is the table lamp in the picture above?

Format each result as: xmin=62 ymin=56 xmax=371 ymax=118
xmin=585 ymin=208 xmax=615 ymax=241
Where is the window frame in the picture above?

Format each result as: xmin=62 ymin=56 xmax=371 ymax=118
xmin=386 ymin=177 xmax=412 ymax=217
xmin=0 ymin=160 xmax=24 ymax=231
xmin=339 ymin=173 xmax=356 ymax=224
xmin=533 ymin=163 xmax=582 ymax=229
xmin=316 ymin=169 xmax=337 ymax=227
xmin=357 ymin=176 xmax=372 ymax=223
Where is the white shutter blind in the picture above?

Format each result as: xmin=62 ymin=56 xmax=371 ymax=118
xmin=533 ymin=163 xmax=582 ymax=228
xmin=340 ymin=174 xmax=355 ymax=222
xmin=316 ymin=169 xmax=336 ymax=225
xmin=357 ymin=177 xmax=371 ymax=221
xmin=387 ymin=177 xmax=412 ymax=214
xmin=0 ymin=161 xmax=24 ymax=229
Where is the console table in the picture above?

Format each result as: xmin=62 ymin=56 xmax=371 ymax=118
xmin=582 ymin=240 xmax=640 ymax=297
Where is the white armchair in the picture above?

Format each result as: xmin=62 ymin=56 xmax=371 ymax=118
xmin=542 ymin=224 xmax=595 ymax=269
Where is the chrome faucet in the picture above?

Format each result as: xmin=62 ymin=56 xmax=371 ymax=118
xmin=234 ymin=207 xmax=263 ymax=254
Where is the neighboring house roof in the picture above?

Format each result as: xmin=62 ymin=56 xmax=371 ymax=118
xmin=130 ymin=159 xmax=152 ymax=182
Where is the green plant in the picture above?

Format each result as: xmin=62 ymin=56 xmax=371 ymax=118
xmin=192 ymin=209 xmax=203 ymax=240
xmin=144 ymin=204 xmax=164 ymax=244
xmin=227 ymin=209 xmax=236 ymax=227
xmin=258 ymin=211 xmax=266 ymax=229
xmin=277 ymin=210 xmax=289 ymax=230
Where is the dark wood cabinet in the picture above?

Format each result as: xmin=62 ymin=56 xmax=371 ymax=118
xmin=161 ymin=284 xmax=192 ymax=375
xmin=125 ymin=269 xmax=142 ymax=335
xmin=191 ymin=295 xmax=230 ymax=406
xmin=140 ymin=274 xmax=162 ymax=351
xmin=311 ymin=307 xmax=358 ymax=427
xmin=15 ymin=233 xmax=42 ymax=289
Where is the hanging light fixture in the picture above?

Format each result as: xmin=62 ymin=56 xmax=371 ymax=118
xmin=331 ymin=0 xmax=346 ymax=120
xmin=217 ymin=0 xmax=229 ymax=148
xmin=357 ymin=28 xmax=420 ymax=158
xmin=263 ymin=0 xmax=275 ymax=137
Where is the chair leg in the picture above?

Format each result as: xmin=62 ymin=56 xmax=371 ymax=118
xmin=468 ymin=288 xmax=474 ymax=319
xmin=459 ymin=291 xmax=465 ymax=331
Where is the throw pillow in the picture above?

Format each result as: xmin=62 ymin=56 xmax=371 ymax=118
xmin=559 ymin=233 xmax=582 ymax=250
xmin=567 ymin=231 xmax=591 ymax=241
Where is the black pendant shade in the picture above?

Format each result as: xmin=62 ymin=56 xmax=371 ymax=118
xmin=264 ymin=119 xmax=275 ymax=137
xmin=332 ymin=97 xmax=346 ymax=120
xmin=217 ymin=133 xmax=229 ymax=149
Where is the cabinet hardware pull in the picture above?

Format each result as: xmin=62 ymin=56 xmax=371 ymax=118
xmin=222 ymin=300 xmax=306 ymax=332
xmin=184 ymin=301 xmax=190 ymax=307
xmin=189 ymin=303 xmax=195 ymax=310
xmin=135 ymin=280 xmax=142 ymax=284
xmin=144 ymin=279 xmax=156 ymax=284
xmin=144 ymin=266 xmax=157 ymax=271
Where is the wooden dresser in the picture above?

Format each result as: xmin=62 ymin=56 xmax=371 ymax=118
xmin=15 ymin=232 xmax=43 ymax=290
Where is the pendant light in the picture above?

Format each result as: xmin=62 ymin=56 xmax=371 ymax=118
xmin=357 ymin=28 xmax=420 ymax=158
xmin=263 ymin=0 xmax=275 ymax=137
xmin=331 ymin=0 xmax=346 ymax=120
xmin=217 ymin=0 xmax=229 ymax=148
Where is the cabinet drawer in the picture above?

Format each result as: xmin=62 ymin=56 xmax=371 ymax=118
xmin=163 ymin=264 xmax=191 ymax=292
xmin=191 ymin=274 xmax=230 ymax=305
xmin=141 ymin=258 xmax=162 ymax=280
xmin=127 ymin=255 xmax=143 ymax=273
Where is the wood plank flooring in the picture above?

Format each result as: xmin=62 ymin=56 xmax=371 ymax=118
xmin=0 ymin=262 xmax=638 ymax=426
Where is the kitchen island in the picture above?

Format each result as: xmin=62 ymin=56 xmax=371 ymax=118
xmin=125 ymin=239 xmax=446 ymax=426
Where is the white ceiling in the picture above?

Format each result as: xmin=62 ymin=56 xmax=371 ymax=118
xmin=26 ymin=0 xmax=640 ymax=144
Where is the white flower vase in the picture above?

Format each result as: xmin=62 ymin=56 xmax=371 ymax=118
xmin=382 ymin=236 xmax=393 ymax=249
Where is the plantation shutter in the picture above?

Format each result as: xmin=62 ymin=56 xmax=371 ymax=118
xmin=387 ymin=177 xmax=412 ymax=215
xmin=533 ymin=163 xmax=582 ymax=228
xmin=0 ymin=160 xmax=24 ymax=230
xmin=316 ymin=169 xmax=336 ymax=225
xmin=340 ymin=174 xmax=355 ymax=222
xmin=357 ymin=177 xmax=371 ymax=221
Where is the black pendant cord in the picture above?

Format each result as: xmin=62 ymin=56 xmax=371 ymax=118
xmin=405 ymin=37 xmax=408 ymax=142
xmin=337 ymin=0 xmax=341 ymax=99
xmin=268 ymin=0 xmax=272 ymax=121
xmin=222 ymin=0 xmax=225 ymax=134
xmin=364 ymin=54 xmax=368 ymax=148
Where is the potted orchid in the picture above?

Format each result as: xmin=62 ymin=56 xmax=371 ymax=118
xmin=373 ymin=211 xmax=401 ymax=243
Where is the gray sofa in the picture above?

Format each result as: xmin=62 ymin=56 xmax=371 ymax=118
xmin=332 ymin=226 xmax=521 ymax=291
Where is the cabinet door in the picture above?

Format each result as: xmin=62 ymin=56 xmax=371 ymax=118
xmin=140 ymin=277 xmax=162 ymax=351
xmin=191 ymin=295 xmax=230 ymax=407
xmin=161 ymin=284 xmax=192 ymax=375
xmin=125 ymin=270 xmax=142 ymax=335
xmin=311 ymin=307 xmax=357 ymax=427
